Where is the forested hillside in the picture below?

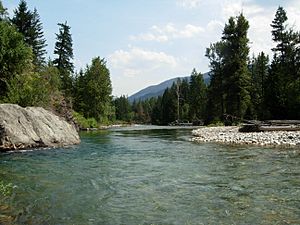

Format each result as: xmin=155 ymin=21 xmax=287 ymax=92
xmin=0 ymin=0 xmax=113 ymax=128
xmin=115 ymin=8 xmax=300 ymax=125
xmin=128 ymin=72 xmax=210 ymax=103
xmin=1 ymin=1 xmax=299 ymax=127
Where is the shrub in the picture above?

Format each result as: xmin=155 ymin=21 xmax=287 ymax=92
xmin=207 ymin=120 xmax=225 ymax=127
xmin=72 ymin=111 xmax=98 ymax=128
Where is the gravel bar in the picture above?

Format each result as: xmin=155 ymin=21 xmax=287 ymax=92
xmin=192 ymin=126 xmax=300 ymax=147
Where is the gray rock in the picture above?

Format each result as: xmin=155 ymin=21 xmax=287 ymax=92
xmin=0 ymin=104 xmax=80 ymax=151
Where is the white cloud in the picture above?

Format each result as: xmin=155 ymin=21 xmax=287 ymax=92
xmin=130 ymin=33 xmax=169 ymax=42
xmin=287 ymin=0 xmax=300 ymax=31
xmin=107 ymin=47 xmax=185 ymax=95
xmin=206 ymin=20 xmax=223 ymax=33
xmin=130 ymin=23 xmax=204 ymax=42
xmin=177 ymin=0 xmax=203 ymax=9
xmin=221 ymin=0 xmax=264 ymax=19
xmin=109 ymin=47 xmax=177 ymax=69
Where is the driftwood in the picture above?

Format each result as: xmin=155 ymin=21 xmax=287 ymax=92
xmin=259 ymin=125 xmax=300 ymax=131
xmin=223 ymin=114 xmax=300 ymax=132
xmin=265 ymin=120 xmax=300 ymax=125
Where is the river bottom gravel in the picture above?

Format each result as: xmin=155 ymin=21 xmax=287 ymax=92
xmin=192 ymin=126 xmax=300 ymax=147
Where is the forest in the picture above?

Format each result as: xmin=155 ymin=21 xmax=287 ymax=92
xmin=0 ymin=0 xmax=113 ymax=128
xmin=0 ymin=0 xmax=299 ymax=128
xmin=118 ymin=7 xmax=300 ymax=125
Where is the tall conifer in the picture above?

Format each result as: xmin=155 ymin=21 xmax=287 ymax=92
xmin=31 ymin=9 xmax=47 ymax=67
xmin=189 ymin=69 xmax=207 ymax=121
xmin=0 ymin=0 xmax=8 ymax=21
xmin=11 ymin=1 xmax=47 ymax=68
xmin=53 ymin=22 xmax=74 ymax=95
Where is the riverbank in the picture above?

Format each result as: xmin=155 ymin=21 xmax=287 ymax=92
xmin=0 ymin=104 xmax=80 ymax=151
xmin=192 ymin=126 xmax=300 ymax=147
xmin=80 ymin=124 xmax=124 ymax=131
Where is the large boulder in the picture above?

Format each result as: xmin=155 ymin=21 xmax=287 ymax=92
xmin=0 ymin=104 xmax=80 ymax=151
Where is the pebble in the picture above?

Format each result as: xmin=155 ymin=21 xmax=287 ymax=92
xmin=192 ymin=126 xmax=300 ymax=147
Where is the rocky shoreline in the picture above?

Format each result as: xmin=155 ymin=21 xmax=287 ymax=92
xmin=192 ymin=126 xmax=300 ymax=147
xmin=0 ymin=104 xmax=80 ymax=151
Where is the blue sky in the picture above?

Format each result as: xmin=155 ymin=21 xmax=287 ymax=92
xmin=2 ymin=0 xmax=300 ymax=96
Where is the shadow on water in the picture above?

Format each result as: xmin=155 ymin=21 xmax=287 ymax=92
xmin=0 ymin=125 xmax=299 ymax=224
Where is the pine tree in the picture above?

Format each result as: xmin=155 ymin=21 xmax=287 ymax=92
xmin=189 ymin=68 xmax=207 ymax=122
xmin=250 ymin=52 xmax=269 ymax=119
xmin=11 ymin=1 xmax=47 ymax=68
xmin=30 ymin=9 xmax=47 ymax=67
xmin=82 ymin=57 xmax=112 ymax=122
xmin=205 ymin=14 xmax=251 ymax=123
xmin=266 ymin=6 xmax=300 ymax=119
xmin=179 ymin=78 xmax=190 ymax=121
xmin=11 ymin=0 xmax=33 ymax=43
xmin=0 ymin=0 xmax=8 ymax=21
xmin=205 ymin=42 xmax=226 ymax=122
xmin=53 ymin=22 xmax=74 ymax=95
xmin=222 ymin=13 xmax=251 ymax=119
xmin=114 ymin=95 xmax=132 ymax=122
xmin=151 ymin=96 xmax=162 ymax=125
xmin=134 ymin=101 xmax=146 ymax=122
xmin=0 ymin=21 xmax=32 ymax=97
xmin=73 ymin=69 xmax=86 ymax=113
xmin=271 ymin=6 xmax=288 ymax=56
xmin=161 ymin=85 xmax=178 ymax=125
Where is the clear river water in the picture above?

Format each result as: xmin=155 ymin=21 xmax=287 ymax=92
xmin=0 ymin=126 xmax=299 ymax=225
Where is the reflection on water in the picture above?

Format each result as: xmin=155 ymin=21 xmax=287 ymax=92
xmin=0 ymin=125 xmax=299 ymax=224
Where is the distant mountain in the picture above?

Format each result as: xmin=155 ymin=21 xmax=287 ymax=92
xmin=128 ymin=72 xmax=210 ymax=102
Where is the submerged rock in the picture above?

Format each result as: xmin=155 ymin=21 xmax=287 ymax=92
xmin=0 ymin=104 xmax=80 ymax=151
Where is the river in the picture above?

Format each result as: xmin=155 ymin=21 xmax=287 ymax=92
xmin=0 ymin=126 xmax=299 ymax=224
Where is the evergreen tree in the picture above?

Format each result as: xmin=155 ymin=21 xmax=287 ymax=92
xmin=0 ymin=21 xmax=32 ymax=98
xmin=250 ymin=52 xmax=269 ymax=119
xmin=11 ymin=0 xmax=33 ymax=43
xmin=11 ymin=1 xmax=47 ymax=68
xmin=5 ymin=65 xmax=60 ymax=107
xmin=266 ymin=6 xmax=300 ymax=118
xmin=205 ymin=14 xmax=251 ymax=123
xmin=53 ymin=22 xmax=74 ymax=95
xmin=222 ymin=13 xmax=251 ymax=119
xmin=205 ymin=42 xmax=226 ymax=122
xmin=134 ymin=101 xmax=146 ymax=122
xmin=73 ymin=69 xmax=86 ymax=113
xmin=0 ymin=0 xmax=8 ymax=21
xmin=151 ymin=96 xmax=162 ymax=124
xmin=161 ymin=85 xmax=178 ymax=125
xmin=114 ymin=95 xmax=132 ymax=122
xmin=189 ymin=68 xmax=207 ymax=122
xmin=271 ymin=6 xmax=288 ymax=56
xmin=179 ymin=78 xmax=190 ymax=121
xmin=30 ymin=9 xmax=47 ymax=67
xmin=77 ymin=57 xmax=112 ymax=122
xmin=142 ymin=100 xmax=152 ymax=123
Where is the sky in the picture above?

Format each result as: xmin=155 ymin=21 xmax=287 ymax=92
xmin=2 ymin=0 xmax=300 ymax=96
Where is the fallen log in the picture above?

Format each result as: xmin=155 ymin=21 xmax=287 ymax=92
xmin=259 ymin=125 xmax=300 ymax=132
xmin=265 ymin=120 xmax=300 ymax=125
xmin=239 ymin=124 xmax=300 ymax=132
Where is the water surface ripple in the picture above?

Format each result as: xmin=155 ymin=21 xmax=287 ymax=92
xmin=0 ymin=126 xmax=299 ymax=224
